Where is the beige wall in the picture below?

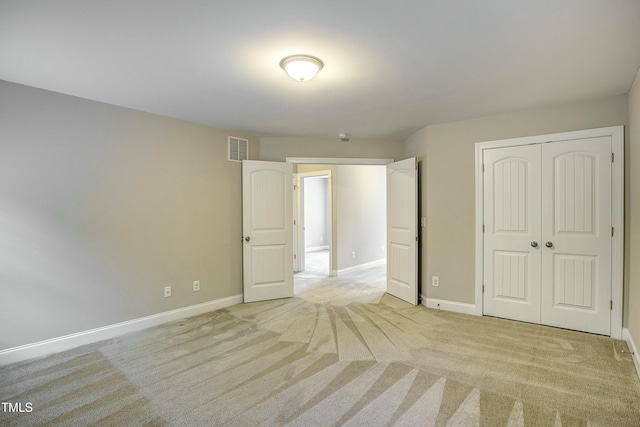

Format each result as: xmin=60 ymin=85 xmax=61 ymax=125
xmin=404 ymin=95 xmax=630 ymax=314
xmin=334 ymin=165 xmax=386 ymax=271
xmin=628 ymin=69 xmax=640 ymax=345
xmin=3 ymin=79 xmax=634 ymax=353
xmin=0 ymin=81 xmax=258 ymax=350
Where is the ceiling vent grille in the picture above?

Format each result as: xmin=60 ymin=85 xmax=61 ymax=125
xmin=228 ymin=137 xmax=248 ymax=162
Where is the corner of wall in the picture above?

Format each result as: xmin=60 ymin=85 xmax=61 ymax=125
xmin=402 ymin=126 xmax=428 ymax=159
xmin=626 ymin=65 xmax=640 ymax=361
xmin=623 ymin=328 xmax=640 ymax=381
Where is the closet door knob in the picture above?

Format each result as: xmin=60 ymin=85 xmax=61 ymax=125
xmin=530 ymin=241 xmax=538 ymax=248
xmin=545 ymin=241 xmax=553 ymax=248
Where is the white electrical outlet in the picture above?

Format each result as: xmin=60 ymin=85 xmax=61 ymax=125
xmin=351 ymin=251 xmax=356 ymax=259
xmin=432 ymin=276 xmax=439 ymax=287
xmin=193 ymin=280 xmax=200 ymax=292
xmin=164 ymin=286 xmax=172 ymax=297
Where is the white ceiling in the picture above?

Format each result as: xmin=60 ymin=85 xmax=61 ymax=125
xmin=1 ymin=0 xmax=640 ymax=141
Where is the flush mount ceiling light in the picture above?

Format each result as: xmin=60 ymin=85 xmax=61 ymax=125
xmin=279 ymin=54 xmax=324 ymax=82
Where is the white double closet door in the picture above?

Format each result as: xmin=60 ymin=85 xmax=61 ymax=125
xmin=483 ymin=137 xmax=612 ymax=335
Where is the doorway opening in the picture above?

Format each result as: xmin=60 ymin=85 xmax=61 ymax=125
xmin=242 ymin=157 xmax=418 ymax=306
xmin=294 ymin=170 xmax=332 ymax=276
xmin=301 ymin=175 xmax=330 ymax=276
xmin=293 ymin=163 xmax=387 ymax=295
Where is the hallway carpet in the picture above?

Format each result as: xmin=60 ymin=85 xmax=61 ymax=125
xmin=2 ymin=266 xmax=639 ymax=426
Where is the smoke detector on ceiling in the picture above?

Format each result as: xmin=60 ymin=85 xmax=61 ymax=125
xmin=338 ymin=132 xmax=350 ymax=142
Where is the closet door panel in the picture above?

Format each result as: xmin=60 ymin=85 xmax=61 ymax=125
xmin=483 ymin=145 xmax=541 ymax=323
xmin=540 ymin=137 xmax=612 ymax=335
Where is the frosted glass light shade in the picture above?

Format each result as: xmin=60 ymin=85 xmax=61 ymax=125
xmin=280 ymin=55 xmax=324 ymax=82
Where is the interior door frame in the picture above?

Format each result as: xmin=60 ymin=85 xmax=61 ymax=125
xmin=288 ymin=157 xmax=395 ymax=280
xmin=474 ymin=126 xmax=624 ymax=338
xmin=287 ymin=158 xmax=394 ymax=166
xmin=294 ymin=170 xmax=333 ymax=275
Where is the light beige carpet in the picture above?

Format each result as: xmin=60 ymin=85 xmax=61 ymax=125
xmin=1 ymin=265 xmax=639 ymax=426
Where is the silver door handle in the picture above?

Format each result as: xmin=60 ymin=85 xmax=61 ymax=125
xmin=545 ymin=241 xmax=553 ymax=248
xmin=244 ymin=236 xmax=251 ymax=242
xmin=531 ymin=241 xmax=538 ymax=248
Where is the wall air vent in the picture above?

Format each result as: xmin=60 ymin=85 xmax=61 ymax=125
xmin=228 ymin=137 xmax=248 ymax=162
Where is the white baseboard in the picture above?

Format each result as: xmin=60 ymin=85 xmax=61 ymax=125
xmin=623 ymin=328 xmax=640 ymax=380
xmin=337 ymin=259 xmax=386 ymax=275
xmin=0 ymin=294 xmax=243 ymax=367
xmin=423 ymin=297 xmax=477 ymax=315
xmin=306 ymin=245 xmax=329 ymax=252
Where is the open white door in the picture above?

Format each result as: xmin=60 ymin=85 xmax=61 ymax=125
xmin=242 ymin=160 xmax=293 ymax=303
xmin=386 ymin=158 xmax=418 ymax=305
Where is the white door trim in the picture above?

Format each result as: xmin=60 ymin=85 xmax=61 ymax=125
xmin=287 ymin=157 xmax=394 ymax=165
xmin=474 ymin=126 xmax=624 ymax=338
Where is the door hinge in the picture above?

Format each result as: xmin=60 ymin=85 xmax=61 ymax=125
xmin=482 ymin=164 xmax=485 ymax=172
xmin=482 ymin=285 xmax=485 ymax=293
xmin=610 ymin=300 xmax=613 ymax=310
xmin=416 ymin=236 xmax=420 ymax=242
xmin=612 ymin=227 xmax=614 ymax=237
xmin=294 ymin=219 xmax=296 ymax=225
xmin=294 ymin=254 xmax=296 ymax=259
xmin=294 ymin=184 xmax=298 ymax=190
xmin=612 ymin=152 xmax=614 ymax=163
xmin=482 ymin=224 xmax=485 ymax=233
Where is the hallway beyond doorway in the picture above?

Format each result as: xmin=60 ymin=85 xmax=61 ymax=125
xmin=294 ymin=249 xmax=387 ymax=302
xmin=303 ymin=249 xmax=330 ymax=276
